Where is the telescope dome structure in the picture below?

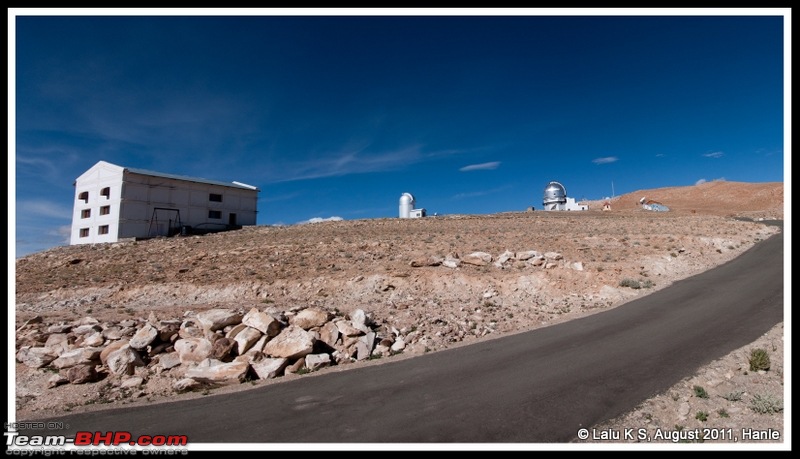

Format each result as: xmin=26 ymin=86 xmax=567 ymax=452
xmin=543 ymin=181 xmax=567 ymax=207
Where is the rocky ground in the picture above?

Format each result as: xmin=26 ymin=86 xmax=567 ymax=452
xmin=13 ymin=181 xmax=786 ymax=448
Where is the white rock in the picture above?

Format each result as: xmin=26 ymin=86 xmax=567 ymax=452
xmin=174 ymin=338 xmax=214 ymax=363
xmin=305 ymin=353 xmax=332 ymax=372
xmin=242 ymin=308 xmax=282 ymax=336
xmin=129 ymin=323 xmax=158 ymax=350
xmin=196 ymin=308 xmax=243 ymax=332
xmin=250 ymin=356 xmax=289 ymax=379
xmin=185 ymin=358 xmax=250 ymax=385
xmin=292 ymin=308 xmax=332 ymax=330
xmin=262 ymin=325 xmax=315 ymax=359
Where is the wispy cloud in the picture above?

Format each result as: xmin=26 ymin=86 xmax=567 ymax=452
xmin=15 ymin=224 xmax=72 ymax=257
xmin=755 ymin=148 xmax=782 ymax=157
xmin=655 ymin=153 xmax=665 ymax=157
xmin=703 ymin=151 xmax=724 ymax=158
xmin=16 ymin=153 xmax=83 ymax=185
xmin=592 ymin=156 xmax=619 ymax=165
xmin=459 ymin=161 xmax=500 ymax=172
xmin=452 ymin=185 xmax=512 ymax=200
xmin=425 ymin=146 xmax=492 ymax=159
xmin=52 ymin=225 xmax=72 ymax=244
xmin=695 ymin=178 xmax=707 ymax=185
xmin=262 ymin=192 xmax=303 ymax=203
xmin=16 ymin=199 xmax=72 ymax=220
xmin=268 ymin=145 xmax=423 ymax=183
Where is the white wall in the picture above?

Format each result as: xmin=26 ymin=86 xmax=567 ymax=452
xmin=117 ymin=173 xmax=258 ymax=238
xmin=70 ymin=163 xmax=124 ymax=245
xmin=71 ymin=162 xmax=259 ymax=245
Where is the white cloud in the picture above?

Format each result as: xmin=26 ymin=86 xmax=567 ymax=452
xmin=51 ymin=225 xmax=72 ymax=244
xmin=655 ymin=153 xmax=665 ymax=157
xmin=298 ymin=216 xmax=343 ymax=225
xmin=459 ymin=161 xmax=500 ymax=172
xmin=269 ymin=145 xmax=423 ymax=183
xmin=696 ymin=177 xmax=725 ymax=186
xmin=592 ymin=156 xmax=619 ymax=165
xmin=452 ymin=185 xmax=512 ymax=200
xmin=703 ymin=151 xmax=724 ymax=158
xmin=17 ymin=200 xmax=72 ymax=219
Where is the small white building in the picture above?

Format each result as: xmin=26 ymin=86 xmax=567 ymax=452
xmin=399 ymin=192 xmax=426 ymax=218
xmin=70 ymin=161 xmax=259 ymax=245
xmin=542 ymin=181 xmax=588 ymax=211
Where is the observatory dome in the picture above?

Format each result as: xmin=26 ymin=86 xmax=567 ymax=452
xmin=543 ymin=181 xmax=567 ymax=206
xmin=399 ymin=192 xmax=415 ymax=218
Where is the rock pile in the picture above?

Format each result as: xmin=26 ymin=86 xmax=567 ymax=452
xmin=410 ymin=250 xmax=567 ymax=269
xmin=15 ymin=305 xmax=410 ymax=395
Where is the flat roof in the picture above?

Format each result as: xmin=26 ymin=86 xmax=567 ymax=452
xmin=125 ymin=166 xmax=260 ymax=191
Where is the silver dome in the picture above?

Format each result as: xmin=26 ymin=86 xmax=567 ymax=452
xmin=543 ymin=181 xmax=567 ymax=205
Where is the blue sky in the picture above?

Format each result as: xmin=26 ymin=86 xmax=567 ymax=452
xmin=10 ymin=9 xmax=788 ymax=258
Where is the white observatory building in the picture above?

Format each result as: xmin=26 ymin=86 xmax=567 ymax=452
xmin=69 ymin=160 xmax=259 ymax=245
xmin=542 ymin=181 xmax=588 ymax=211
xmin=399 ymin=192 xmax=426 ymax=218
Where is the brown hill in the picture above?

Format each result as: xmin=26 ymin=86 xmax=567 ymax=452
xmin=14 ymin=180 xmax=784 ymax=443
xmin=586 ymin=181 xmax=784 ymax=218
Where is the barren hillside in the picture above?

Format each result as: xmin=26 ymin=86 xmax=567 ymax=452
xmin=14 ymin=181 xmax=785 ymax=445
xmin=587 ymin=180 xmax=784 ymax=218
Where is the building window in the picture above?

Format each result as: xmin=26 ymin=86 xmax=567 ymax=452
xmin=79 ymin=191 xmax=89 ymax=203
xmin=79 ymin=228 xmax=89 ymax=238
xmin=81 ymin=209 xmax=91 ymax=219
xmin=100 ymin=205 xmax=111 ymax=215
xmin=209 ymin=193 xmax=223 ymax=202
xmin=209 ymin=210 xmax=222 ymax=219
xmin=101 ymin=187 xmax=111 ymax=198
xmin=98 ymin=225 xmax=109 ymax=235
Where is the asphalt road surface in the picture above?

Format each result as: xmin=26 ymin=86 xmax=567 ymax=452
xmin=16 ymin=222 xmax=784 ymax=445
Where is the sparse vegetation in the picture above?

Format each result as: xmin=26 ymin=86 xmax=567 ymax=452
xmin=750 ymin=393 xmax=783 ymax=414
xmin=693 ymin=385 xmax=709 ymax=399
xmin=749 ymin=348 xmax=771 ymax=372
xmin=619 ymin=278 xmax=641 ymax=289
xmin=695 ymin=411 xmax=708 ymax=422
xmin=722 ymin=390 xmax=744 ymax=402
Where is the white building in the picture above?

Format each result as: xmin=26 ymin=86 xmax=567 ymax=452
xmin=70 ymin=161 xmax=259 ymax=245
xmin=542 ymin=181 xmax=588 ymax=211
xmin=399 ymin=192 xmax=426 ymax=218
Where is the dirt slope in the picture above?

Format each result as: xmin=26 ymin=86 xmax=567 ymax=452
xmin=13 ymin=181 xmax=786 ymax=447
xmin=587 ymin=181 xmax=784 ymax=218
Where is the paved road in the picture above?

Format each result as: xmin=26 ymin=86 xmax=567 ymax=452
xmin=18 ymin=222 xmax=783 ymax=444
